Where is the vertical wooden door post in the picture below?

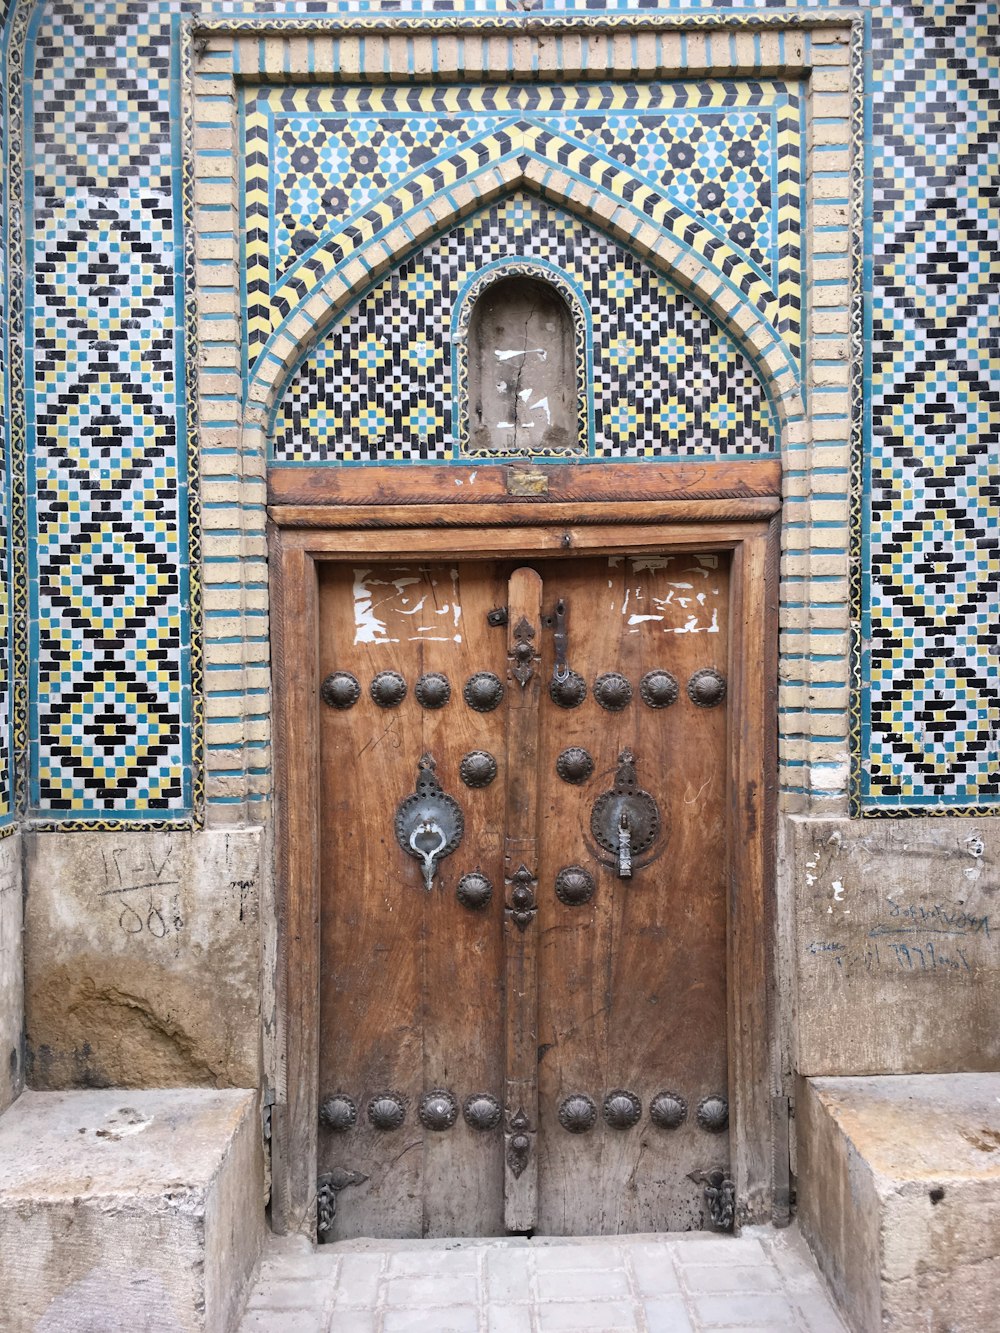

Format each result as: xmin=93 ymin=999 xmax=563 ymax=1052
xmin=503 ymin=567 xmax=543 ymax=1231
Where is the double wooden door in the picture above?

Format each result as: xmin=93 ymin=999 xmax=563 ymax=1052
xmin=316 ymin=552 xmax=734 ymax=1238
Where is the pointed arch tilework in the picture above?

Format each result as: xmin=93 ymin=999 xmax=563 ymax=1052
xmin=272 ymin=195 xmax=776 ymax=463
xmin=243 ymin=82 xmax=804 ymax=379
xmin=15 ymin=0 xmax=999 ymax=818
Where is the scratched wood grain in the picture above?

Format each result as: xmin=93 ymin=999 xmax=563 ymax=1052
xmin=317 ymin=561 xmax=507 ymax=1238
xmin=535 ymin=553 xmax=731 ymax=1234
xmin=282 ymin=520 xmax=775 ymax=1238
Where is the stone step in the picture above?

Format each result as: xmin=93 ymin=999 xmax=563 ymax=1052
xmin=0 ymin=1088 xmax=264 ymax=1332
xmin=798 ymin=1073 xmax=1000 ymax=1332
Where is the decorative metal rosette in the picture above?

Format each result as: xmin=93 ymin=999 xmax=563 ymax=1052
xmin=559 ymin=1093 xmax=598 ymax=1134
xmin=415 ymin=672 xmax=451 ymax=709
xmin=371 ymin=670 xmax=407 ymax=707
xmin=463 ymin=1093 xmax=502 ymax=1132
xmin=639 ymin=669 xmax=679 ymax=709
xmin=556 ymin=746 xmax=594 ymax=784
xmin=419 ymin=1088 xmax=459 ymax=1131
xmin=603 ymin=1089 xmax=642 ymax=1130
xmin=464 ymin=672 xmax=505 ymax=712
xmin=555 ymin=865 xmax=596 ymax=906
xmin=649 ymin=1091 xmax=687 ymax=1130
xmin=687 ymin=668 xmax=727 ymax=708
xmin=457 ymin=872 xmax=493 ymax=910
xmin=460 ymin=750 xmax=498 ymax=788
xmin=367 ymin=1091 xmax=406 ymax=1131
xmin=549 ymin=670 xmax=587 ymax=709
xmin=320 ymin=671 xmax=361 ymax=709
xmin=594 ymin=672 xmax=632 ymax=712
xmin=697 ymin=1094 xmax=729 ymax=1133
xmin=320 ymin=1094 xmax=357 ymax=1132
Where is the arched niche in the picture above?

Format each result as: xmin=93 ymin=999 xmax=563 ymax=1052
xmin=455 ymin=265 xmax=590 ymax=458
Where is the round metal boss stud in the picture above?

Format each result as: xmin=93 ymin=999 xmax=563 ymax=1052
xmin=640 ymin=669 xmax=679 ymax=710
xmin=559 ymin=1094 xmax=598 ymax=1134
xmin=697 ymin=1094 xmax=730 ymax=1133
xmin=464 ymin=672 xmax=505 ymax=713
xmin=603 ymin=1089 xmax=642 ymax=1130
xmin=415 ymin=672 xmax=451 ymax=709
xmin=463 ymin=1093 xmax=502 ymax=1132
xmin=367 ymin=1092 xmax=406 ymax=1131
xmin=457 ymin=872 xmax=493 ymax=911
xmin=320 ymin=671 xmax=361 ymax=710
xmin=549 ymin=669 xmax=587 ymax=709
xmin=649 ymin=1091 xmax=687 ymax=1130
xmin=687 ymin=668 xmax=728 ymax=709
xmin=320 ymin=1095 xmax=357 ymax=1132
xmin=594 ymin=672 xmax=633 ymax=712
xmin=370 ymin=670 xmax=407 ymax=708
xmin=555 ymin=865 xmax=596 ymax=907
xmin=460 ymin=750 xmax=498 ymax=788
xmin=556 ymin=747 xmax=594 ymax=785
xmin=419 ymin=1088 xmax=458 ymax=1132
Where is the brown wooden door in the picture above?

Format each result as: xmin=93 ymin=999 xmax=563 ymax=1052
xmin=317 ymin=552 xmax=732 ymax=1239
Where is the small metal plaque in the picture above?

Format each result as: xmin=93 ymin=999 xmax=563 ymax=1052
xmin=506 ymin=468 xmax=549 ymax=497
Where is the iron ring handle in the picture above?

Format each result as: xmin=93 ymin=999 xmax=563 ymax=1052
xmin=409 ymin=820 xmax=448 ymax=892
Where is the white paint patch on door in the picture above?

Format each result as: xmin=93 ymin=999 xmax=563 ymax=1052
xmin=630 ymin=556 xmax=674 ymax=573
xmin=407 ymin=565 xmax=463 ymax=644
xmin=352 ymin=568 xmax=399 ymax=645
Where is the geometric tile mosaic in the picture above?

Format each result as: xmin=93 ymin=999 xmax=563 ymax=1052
xmin=263 ymin=90 xmax=781 ymax=290
xmin=29 ymin=187 xmax=188 ymax=814
xmin=8 ymin=0 xmax=997 ymax=817
xmin=247 ymin=81 xmax=802 ymax=372
xmin=272 ymin=195 xmax=776 ymax=462
xmin=860 ymin=1 xmax=1000 ymax=810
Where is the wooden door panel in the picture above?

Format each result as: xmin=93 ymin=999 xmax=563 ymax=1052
xmin=318 ymin=561 xmax=508 ymax=1238
xmin=318 ymin=550 xmax=734 ymax=1238
xmin=535 ymin=554 xmax=731 ymax=1234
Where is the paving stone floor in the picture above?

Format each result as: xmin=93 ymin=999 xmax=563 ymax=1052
xmin=241 ymin=1226 xmax=847 ymax=1333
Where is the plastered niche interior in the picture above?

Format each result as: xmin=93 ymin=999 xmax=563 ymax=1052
xmin=465 ymin=274 xmax=578 ymax=456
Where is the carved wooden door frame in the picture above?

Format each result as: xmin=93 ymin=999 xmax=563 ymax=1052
xmin=269 ymin=495 xmax=780 ymax=1237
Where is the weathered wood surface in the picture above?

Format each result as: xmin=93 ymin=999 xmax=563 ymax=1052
xmin=534 ymin=555 xmax=731 ymax=1234
xmin=317 ymin=561 xmax=507 ymax=1238
xmin=727 ymin=528 xmax=776 ymax=1228
xmin=269 ymin=529 xmax=321 ymax=1236
xmin=277 ymin=519 xmax=776 ymax=1239
xmin=270 ymin=496 xmax=781 ymax=530
xmin=502 ymin=569 xmax=543 ymax=1232
xmin=275 ymin=521 xmax=774 ymax=560
xmin=268 ymin=458 xmax=781 ymax=509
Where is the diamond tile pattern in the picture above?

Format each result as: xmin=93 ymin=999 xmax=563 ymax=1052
xmin=273 ymin=196 xmax=775 ymax=462
xmin=9 ymin=0 xmax=998 ymax=817
xmin=863 ymin=2 xmax=1000 ymax=807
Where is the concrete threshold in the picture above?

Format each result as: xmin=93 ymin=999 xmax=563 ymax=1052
xmin=242 ymin=1225 xmax=846 ymax=1332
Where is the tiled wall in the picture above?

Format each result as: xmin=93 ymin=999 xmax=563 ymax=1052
xmin=271 ymin=194 xmax=779 ymax=463
xmin=0 ymin=0 xmax=996 ymax=824
xmin=858 ymin=2 xmax=1000 ymax=812
xmin=27 ymin=0 xmax=193 ymax=823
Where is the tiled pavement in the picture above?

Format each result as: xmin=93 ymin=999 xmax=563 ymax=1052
xmin=241 ymin=1227 xmax=847 ymax=1332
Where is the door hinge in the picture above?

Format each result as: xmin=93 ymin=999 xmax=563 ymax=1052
xmin=704 ymin=1169 xmax=736 ymax=1232
xmin=317 ymin=1168 xmax=369 ymax=1242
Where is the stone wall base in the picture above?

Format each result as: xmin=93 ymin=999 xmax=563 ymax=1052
xmin=0 ymin=1088 xmax=264 ymax=1332
xmin=797 ymin=1073 xmax=1000 ymax=1332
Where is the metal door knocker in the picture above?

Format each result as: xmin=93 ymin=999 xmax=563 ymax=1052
xmin=395 ymin=754 xmax=464 ymax=891
xmin=591 ymin=749 xmax=660 ymax=878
